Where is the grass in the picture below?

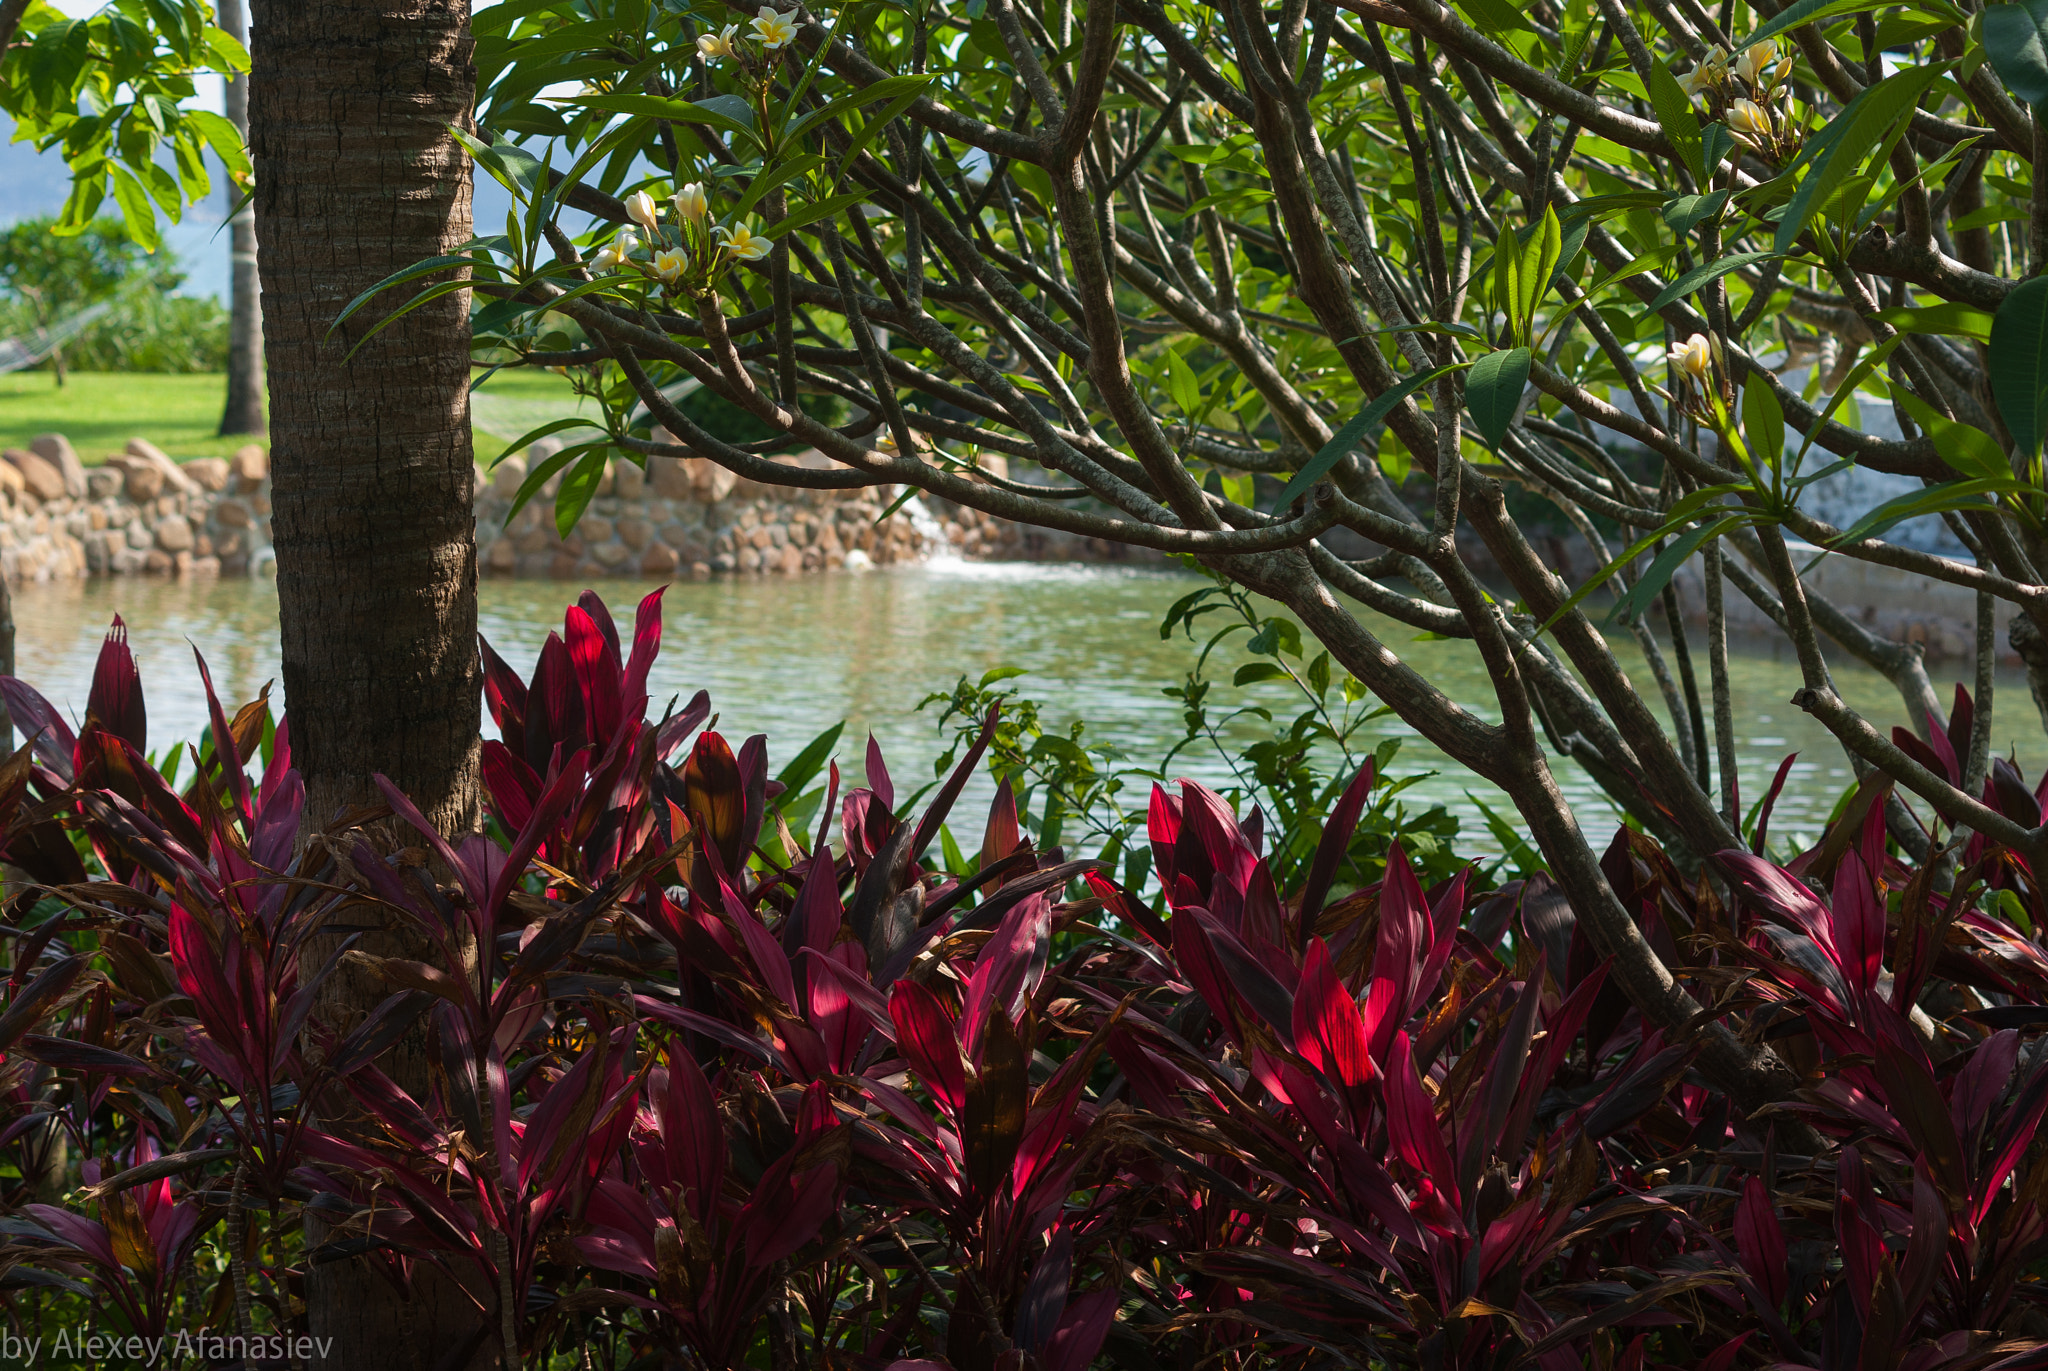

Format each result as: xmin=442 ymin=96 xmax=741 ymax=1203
xmin=0 ymin=368 xmax=591 ymax=465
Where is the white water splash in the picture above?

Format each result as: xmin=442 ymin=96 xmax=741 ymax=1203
xmin=898 ymin=494 xmax=962 ymax=564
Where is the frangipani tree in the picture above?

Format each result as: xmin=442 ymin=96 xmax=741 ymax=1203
xmin=363 ymin=0 xmax=2048 ymax=1111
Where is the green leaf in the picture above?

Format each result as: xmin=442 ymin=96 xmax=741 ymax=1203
xmin=1991 ymin=274 xmax=2048 ymax=458
xmin=1984 ymin=1 xmax=2048 ymax=106
xmin=1233 ymin=662 xmax=1291 ymax=686
xmin=1608 ymin=515 xmax=1749 ymax=627
xmin=775 ymin=721 xmax=846 ymax=797
xmin=1774 ymin=63 xmax=1949 ymax=255
xmin=1466 ymin=347 xmax=1532 ymax=450
xmin=489 ymin=415 xmax=605 ymax=471
xmin=1271 ymin=363 xmax=1466 ymax=509
xmin=1736 ymin=0 xmax=1953 ymax=52
xmin=768 ymin=191 xmax=872 ymax=238
xmin=1662 ymin=190 xmax=1728 ymax=236
xmin=1646 ymin=251 xmax=1780 ymax=314
xmin=1741 ymin=376 xmax=1785 ymax=472
xmin=1894 ymin=387 xmax=2012 ymax=481
xmin=1875 ymin=302 xmax=1994 ymax=343
xmin=1831 ymin=478 xmax=2012 ymax=546
xmin=1646 ymin=63 xmax=1704 ymax=183
xmin=555 ymin=446 xmax=611 ymax=537
xmin=1166 ymin=346 xmax=1202 ymax=416
xmin=182 ymin=109 xmax=248 ymax=181
xmin=1515 ymin=208 xmax=1561 ymax=345
xmin=107 ymin=164 xmax=159 ymax=252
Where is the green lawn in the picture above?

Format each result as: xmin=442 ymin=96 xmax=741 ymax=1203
xmin=0 ymin=369 xmax=591 ymax=464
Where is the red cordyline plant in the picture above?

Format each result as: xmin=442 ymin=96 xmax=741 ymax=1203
xmin=5 ymin=603 xmax=2048 ymax=1370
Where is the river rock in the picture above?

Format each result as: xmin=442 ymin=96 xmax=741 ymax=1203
xmin=5 ymin=449 xmax=67 ymax=501
xmin=155 ymin=515 xmax=194 ymax=553
xmin=30 ymin=436 xmax=85 ymax=497
xmin=0 ymin=460 xmax=24 ymax=496
xmin=492 ymin=455 xmax=527 ymax=498
xmin=647 ymin=456 xmax=693 ymax=499
xmin=213 ymin=497 xmax=251 ymax=528
xmin=614 ymin=459 xmax=645 ymax=498
xmin=184 ymin=458 xmax=231 ymax=493
xmin=125 ymin=439 xmax=198 ymax=495
xmin=640 ymin=542 xmax=679 ymax=576
xmin=85 ymin=469 xmax=120 ymax=500
xmin=115 ymin=458 xmax=164 ymax=503
xmin=231 ymin=445 xmax=268 ymax=488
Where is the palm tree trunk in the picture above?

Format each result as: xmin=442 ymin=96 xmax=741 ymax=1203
xmin=216 ymin=0 xmax=264 ymax=437
xmin=247 ymin=0 xmax=483 ymax=1364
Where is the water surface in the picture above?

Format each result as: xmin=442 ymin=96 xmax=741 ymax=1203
xmin=4 ymin=563 xmax=2015 ymax=856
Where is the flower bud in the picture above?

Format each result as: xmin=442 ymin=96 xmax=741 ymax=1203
xmin=1668 ymin=333 xmax=1713 ymax=381
xmin=626 ymin=190 xmax=661 ymax=234
xmin=673 ymin=182 xmax=708 ymax=221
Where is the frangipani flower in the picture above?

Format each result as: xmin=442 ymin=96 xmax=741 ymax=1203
xmin=1728 ymin=97 xmax=1773 ymax=144
xmin=1668 ymin=333 xmax=1713 ymax=381
xmin=673 ymin=182 xmax=708 ymax=221
xmin=590 ymin=229 xmax=639 ymax=271
xmin=697 ymin=23 xmax=738 ymax=58
xmin=652 ymin=248 xmax=688 ymax=284
xmin=753 ymin=5 xmax=797 ymax=49
xmin=626 ymin=190 xmax=661 ymax=233
xmin=716 ymin=223 xmax=774 ymax=261
xmin=1677 ymin=65 xmax=1716 ymax=101
xmin=1736 ymin=39 xmax=1778 ymax=86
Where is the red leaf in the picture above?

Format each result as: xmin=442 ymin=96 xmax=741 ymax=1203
xmin=622 ymin=586 xmax=665 ymax=716
xmin=1832 ymin=850 xmax=1886 ymax=1001
xmin=889 ymin=979 xmax=966 ymax=1114
xmin=1386 ymin=1031 xmax=1460 ymax=1221
xmin=1291 ymin=938 xmax=1373 ymax=1092
xmin=1041 ymin=1288 xmax=1119 ymax=1371
xmin=1734 ymin=1176 xmax=1787 ymax=1312
xmin=1296 ymin=760 xmax=1375 ymax=940
xmin=864 ymin=733 xmax=894 ymax=811
xmin=87 ymin=616 xmax=146 ymax=755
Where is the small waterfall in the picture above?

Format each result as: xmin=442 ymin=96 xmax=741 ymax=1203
xmin=898 ymin=493 xmax=961 ymax=563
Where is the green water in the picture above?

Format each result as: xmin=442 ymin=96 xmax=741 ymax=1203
xmin=4 ymin=563 xmax=2016 ymax=855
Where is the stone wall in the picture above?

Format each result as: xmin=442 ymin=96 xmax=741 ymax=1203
xmin=0 ymin=435 xmax=272 ymax=583
xmin=0 ymin=430 xmax=1153 ymax=584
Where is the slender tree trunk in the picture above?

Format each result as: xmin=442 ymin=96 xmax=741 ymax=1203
xmin=248 ymin=0 xmax=482 ymax=1364
xmin=216 ymin=0 xmax=264 ymax=437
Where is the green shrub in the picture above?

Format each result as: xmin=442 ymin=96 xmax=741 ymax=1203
xmin=0 ymin=216 xmax=227 ymax=374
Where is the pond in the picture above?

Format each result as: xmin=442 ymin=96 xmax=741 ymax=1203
xmin=2 ymin=560 xmax=2011 ymax=857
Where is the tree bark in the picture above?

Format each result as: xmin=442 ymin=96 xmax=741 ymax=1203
xmin=216 ymin=0 xmax=264 ymax=438
xmin=248 ymin=0 xmax=482 ymax=1364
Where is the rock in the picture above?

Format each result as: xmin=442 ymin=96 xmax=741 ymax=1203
xmin=617 ymin=517 xmax=651 ymax=552
xmin=121 ymin=461 xmax=165 ymax=503
xmin=155 ymin=515 xmax=194 ymax=553
xmin=5 ymin=449 xmax=67 ymax=501
xmin=144 ymin=549 xmax=173 ymax=576
xmin=184 ymin=458 xmax=231 ymax=492
xmin=231 ymin=444 xmax=268 ymax=487
xmin=213 ymin=498 xmax=251 ymax=528
xmin=590 ymin=540 xmax=629 ymax=568
xmin=648 ymin=456 xmax=694 ymax=499
xmin=126 ymin=521 xmax=153 ymax=550
xmin=693 ymin=459 xmax=737 ymax=503
xmin=613 ymin=459 xmax=645 ymax=497
xmin=737 ymin=546 xmax=761 ymax=573
xmin=0 ymin=459 xmax=24 ymax=496
xmin=486 ymin=539 xmax=516 ymax=573
xmin=86 ymin=469 xmax=120 ymax=500
xmin=31 ymin=436 xmax=85 ymax=497
xmin=124 ymin=439 xmax=198 ymax=495
xmin=640 ymin=542 xmax=680 ymax=576
xmin=690 ymin=560 xmax=712 ymax=580
xmin=491 ymin=455 xmax=527 ymax=499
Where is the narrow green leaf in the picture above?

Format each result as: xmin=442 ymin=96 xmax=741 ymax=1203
xmin=1516 ymin=209 xmax=1562 ymax=344
xmin=1774 ymin=63 xmax=1949 ymax=255
xmin=1741 ymin=376 xmax=1785 ymax=472
xmin=1609 ymin=515 xmax=1748 ymax=626
xmin=1272 ymin=363 xmax=1465 ymax=509
xmin=1646 ymin=63 xmax=1704 ymax=182
xmin=1991 ymin=274 xmax=2048 ymax=458
xmin=1831 ymin=478 xmax=2012 ymax=547
xmin=554 ymin=446 xmax=611 ymax=537
xmin=1875 ymin=302 xmax=1993 ymax=343
xmin=1646 ymin=251 xmax=1780 ymax=314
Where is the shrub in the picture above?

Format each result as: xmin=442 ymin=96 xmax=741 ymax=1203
xmin=1 ymin=594 xmax=2047 ymax=1369
xmin=0 ymin=217 xmax=228 ymax=375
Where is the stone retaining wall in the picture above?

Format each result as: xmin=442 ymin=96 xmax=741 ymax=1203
xmin=0 ymin=431 xmax=1153 ymax=584
xmin=0 ymin=434 xmax=272 ymax=583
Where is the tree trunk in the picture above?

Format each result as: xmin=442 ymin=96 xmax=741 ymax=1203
xmin=247 ymin=0 xmax=483 ymax=1364
xmin=216 ymin=0 xmax=264 ymax=438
